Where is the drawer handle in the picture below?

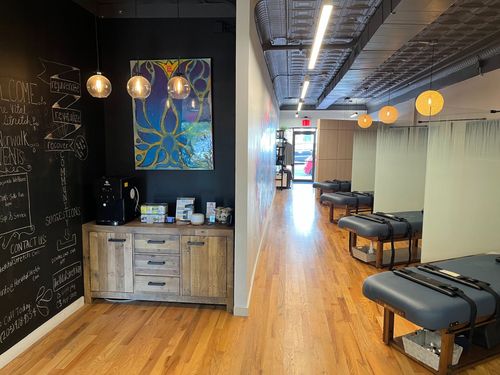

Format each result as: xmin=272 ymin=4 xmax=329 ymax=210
xmin=148 ymin=281 xmax=166 ymax=286
xmin=147 ymin=261 xmax=166 ymax=265
xmin=108 ymin=238 xmax=127 ymax=243
xmin=187 ymin=241 xmax=205 ymax=246
xmin=147 ymin=240 xmax=166 ymax=244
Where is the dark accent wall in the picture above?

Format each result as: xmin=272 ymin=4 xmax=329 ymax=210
xmin=101 ymin=18 xmax=236 ymax=214
xmin=0 ymin=0 xmax=105 ymax=355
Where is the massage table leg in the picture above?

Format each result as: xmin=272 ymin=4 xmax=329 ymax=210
xmin=383 ymin=308 xmax=394 ymax=344
xmin=376 ymin=241 xmax=384 ymax=268
xmin=348 ymin=232 xmax=357 ymax=256
xmin=411 ymin=238 xmax=419 ymax=262
xmin=438 ymin=330 xmax=455 ymax=375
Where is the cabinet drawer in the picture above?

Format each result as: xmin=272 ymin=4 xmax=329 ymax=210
xmin=134 ymin=275 xmax=179 ymax=294
xmin=134 ymin=234 xmax=179 ymax=254
xmin=134 ymin=254 xmax=180 ymax=276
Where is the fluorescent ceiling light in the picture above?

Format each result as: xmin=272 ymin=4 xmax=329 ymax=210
xmin=297 ymin=101 xmax=303 ymax=112
xmin=349 ymin=112 xmax=358 ymax=118
xmin=308 ymin=2 xmax=333 ymax=70
xmin=300 ymin=77 xmax=310 ymax=100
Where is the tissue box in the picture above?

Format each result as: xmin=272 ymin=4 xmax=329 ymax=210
xmin=140 ymin=203 xmax=168 ymax=215
xmin=140 ymin=214 xmax=167 ymax=224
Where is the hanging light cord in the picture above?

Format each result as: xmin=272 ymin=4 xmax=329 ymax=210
xmin=94 ymin=15 xmax=101 ymax=72
xmin=388 ymin=70 xmax=393 ymax=106
xmin=429 ymin=42 xmax=435 ymax=91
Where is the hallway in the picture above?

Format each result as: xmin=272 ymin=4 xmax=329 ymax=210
xmin=3 ymin=184 xmax=499 ymax=374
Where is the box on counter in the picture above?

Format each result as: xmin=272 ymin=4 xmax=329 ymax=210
xmin=176 ymin=197 xmax=195 ymax=222
xmin=140 ymin=203 xmax=168 ymax=215
xmin=206 ymin=202 xmax=216 ymax=224
xmin=140 ymin=214 xmax=167 ymax=224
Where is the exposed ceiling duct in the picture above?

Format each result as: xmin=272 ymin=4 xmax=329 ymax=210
xmin=316 ymin=0 xmax=454 ymax=109
xmin=255 ymin=0 xmax=500 ymax=111
xmin=255 ymin=0 xmax=382 ymax=108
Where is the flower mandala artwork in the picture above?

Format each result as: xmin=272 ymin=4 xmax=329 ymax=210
xmin=131 ymin=59 xmax=214 ymax=170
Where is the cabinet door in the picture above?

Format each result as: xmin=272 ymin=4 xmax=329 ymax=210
xmin=181 ymin=236 xmax=227 ymax=298
xmin=89 ymin=232 xmax=133 ymax=293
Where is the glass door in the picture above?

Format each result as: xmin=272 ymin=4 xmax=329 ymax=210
xmin=292 ymin=130 xmax=316 ymax=181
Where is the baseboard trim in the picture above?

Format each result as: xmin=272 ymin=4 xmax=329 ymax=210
xmin=0 ymin=297 xmax=85 ymax=369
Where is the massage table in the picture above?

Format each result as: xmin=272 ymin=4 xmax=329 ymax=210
xmin=312 ymin=179 xmax=351 ymax=195
xmin=338 ymin=211 xmax=423 ymax=268
xmin=319 ymin=191 xmax=374 ymax=224
xmin=363 ymin=254 xmax=500 ymax=374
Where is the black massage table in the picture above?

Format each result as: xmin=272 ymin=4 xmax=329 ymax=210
xmin=319 ymin=191 xmax=374 ymax=224
xmin=312 ymin=180 xmax=351 ymax=195
xmin=338 ymin=211 xmax=423 ymax=268
xmin=363 ymin=254 xmax=500 ymax=374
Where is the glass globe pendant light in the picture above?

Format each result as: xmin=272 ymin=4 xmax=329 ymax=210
xmin=87 ymin=16 xmax=112 ymax=98
xmin=87 ymin=72 xmax=112 ymax=98
xmin=127 ymin=74 xmax=151 ymax=99
xmin=357 ymin=114 xmax=373 ymax=128
xmin=126 ymin=2 xmax=151 ymax=99
xmin=168 ymin=59 xmax=190 ymax=100
xmin=415 ymin=42 xmax=444 ymax=116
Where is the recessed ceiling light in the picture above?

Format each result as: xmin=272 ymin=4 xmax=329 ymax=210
xmin=300 ymin=76 xmax=310 ymax=100
xmin=308 ymin=2 xmax=333 ymax=70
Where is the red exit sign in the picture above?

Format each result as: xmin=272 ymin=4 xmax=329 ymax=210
xmin=302 ymin=118 xmax=311 ymax=127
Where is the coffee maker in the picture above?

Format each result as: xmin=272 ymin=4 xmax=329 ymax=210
xmin=96 ymin=176 xmax=138 ymax=225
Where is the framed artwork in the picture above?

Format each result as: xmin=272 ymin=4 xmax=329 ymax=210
xmin=131 ymin=58 xmax=214 ymax=170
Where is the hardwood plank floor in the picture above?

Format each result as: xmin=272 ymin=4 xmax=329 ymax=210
xmin=3 ymin=184 xmax=500 ymax=374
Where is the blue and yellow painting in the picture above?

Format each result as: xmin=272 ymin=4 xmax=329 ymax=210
xmin=131 ymin=59 xmax=214 ymax=170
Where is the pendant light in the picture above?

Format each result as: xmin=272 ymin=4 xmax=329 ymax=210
xmin=127 ymin=0 xmax=151 ymax=99
xmin=126 ymin=1 xmax=151 ymax=99
xmin=167 ymin=2 xmax=190 ymax=100
xmin=127 ymin=74 xmax=151 ymax=99
xmin=357 ymin=114 xmax=373 ymax=128
xmin=87 ymin=16 xmax=112 ymax=98
xmin=379 ymin=74 xmax=398 ymax=124
xmin=168 ymin=62 xmax=191 ymax=100
xmin=415 ymin=42 xmax=444 ymax=116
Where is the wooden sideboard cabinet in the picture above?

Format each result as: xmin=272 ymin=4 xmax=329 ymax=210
xmin=82 ymin=220 xmax=234 ymax=313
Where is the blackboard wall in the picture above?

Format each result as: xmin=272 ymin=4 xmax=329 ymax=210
xmin=101 ymin=18 xmax=236 ymax=214
xmin=0 ymin=0 xmax=105 ymax=355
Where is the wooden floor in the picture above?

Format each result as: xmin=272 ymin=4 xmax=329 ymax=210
xmin=3 ymin=184 xmax=500 ymax=374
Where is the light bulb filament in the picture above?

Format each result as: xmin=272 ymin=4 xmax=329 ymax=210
xmin=96 ymin=79 xmax=102 ymax=92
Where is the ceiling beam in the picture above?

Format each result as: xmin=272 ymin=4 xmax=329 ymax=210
xmin=262 ymin=41 xmax=355 ymax=52
xmin=280 ymin=104 xmax=367 ymax=111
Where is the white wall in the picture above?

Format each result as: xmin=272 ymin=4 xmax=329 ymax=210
xmin=234 ymin=0 xmax=278 ymax=316
xmin=351 ymin=128 xmax=377 ymax=191
xmin=373 ymin=126 xmax=428 ymax=212
xmin=279 ymin=109 xmax=367 ymax=129
xmin=421 ymin=120 xmax=500 ymax=262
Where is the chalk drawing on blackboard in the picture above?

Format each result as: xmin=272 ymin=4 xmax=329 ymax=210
xmin=0 ymin=172 xmax=35 ymax=249
xmin=57 ymin=228 xmax=77 ymax=252
xmin=38 ymin=59 xmax=88 ymax=159
xmin=35 ymin=286 xmax=53 ymax=317
xmin=52 ymin=261 xmax=82 ymax=292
